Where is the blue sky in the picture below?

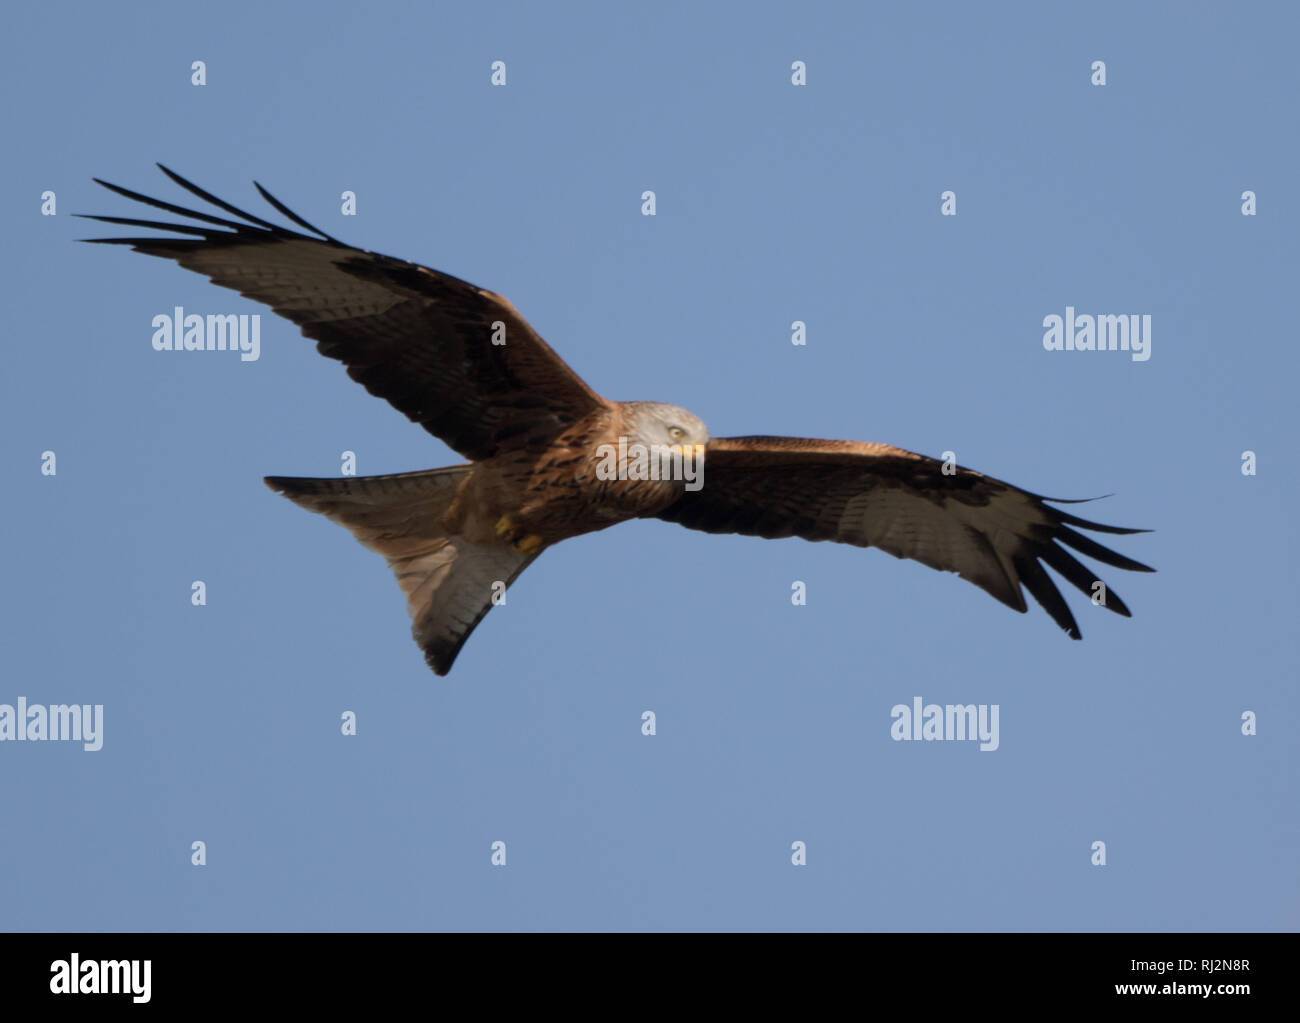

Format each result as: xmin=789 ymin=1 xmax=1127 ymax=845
xmin=1 ymin=0 xmax=1295 ymax=931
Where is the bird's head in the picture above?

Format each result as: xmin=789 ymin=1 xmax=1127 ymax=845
xmin=625 ymin=402 xmax=710 ymax=455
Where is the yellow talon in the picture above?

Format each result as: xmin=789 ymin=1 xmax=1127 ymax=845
xmin=495 ymin=515 xmax=516 ymax=539
xmin=513 ymin=534 xmax=544 ymax=555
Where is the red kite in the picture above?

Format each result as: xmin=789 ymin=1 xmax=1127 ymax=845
xmin=83 ymin=167 xmax=1154 ymax=674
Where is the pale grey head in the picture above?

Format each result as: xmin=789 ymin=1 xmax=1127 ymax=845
xmin=622 ymin=401 xmax=710 ymax=450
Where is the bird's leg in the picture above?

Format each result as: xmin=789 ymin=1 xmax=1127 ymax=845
xmin=512 ymin=533 xmax=544 ymax=555
xmin=496 ymin=514 xmax=544 ymax=554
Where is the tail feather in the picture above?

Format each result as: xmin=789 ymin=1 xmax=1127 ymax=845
xmin=264 ymin=466 xmax=539 ymax=675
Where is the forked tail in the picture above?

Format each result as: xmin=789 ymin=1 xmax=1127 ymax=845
xmin=264 ymin=466 xmax=539 ymax=674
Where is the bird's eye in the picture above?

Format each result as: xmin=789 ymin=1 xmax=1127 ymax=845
xmin=669 ymin=426 xmax=685 ymax=441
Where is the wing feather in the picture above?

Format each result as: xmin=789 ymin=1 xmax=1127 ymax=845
xmin=79 ymin=165 xmax=608 ymax=460
xmin=655 ymin=436 xmax=1154 ymax=639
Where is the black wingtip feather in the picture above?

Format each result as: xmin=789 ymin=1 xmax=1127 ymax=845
xmin=73 ymin=213 xmax=215 ymax=237
xmin=1052 ymin=506 xmax=1151 ymax=536
xmin=155 ymin=163 xmax=284 ymax=231
xmin=90 ymin=177 xmax=252 ymax=232
xmin=1041 ymin=543 xmax=1134 ymax=618
xmin=1031 ymin=492 xmax=1151 ymax=536
xmin=78 ymin=237 xmax=148 ymax=245
xmin=1015 ymin=554 xmax=1082 ymax=640
xmin=1056 ymin=525 xmax=1155 ymax=573
xmin=85 ymin=166 xmax=343 ymax=248
xmin=253 ymin=180 xmax=338 ymax=242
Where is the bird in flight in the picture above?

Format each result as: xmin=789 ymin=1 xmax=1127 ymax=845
xmin=82 ymin=166 xmax=1154 ymax=675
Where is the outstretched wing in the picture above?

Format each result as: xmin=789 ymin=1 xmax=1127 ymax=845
xmin=655 ymin=436 xmax=1154 ymax=639
xmin=79 ymin=164 xmax=608 ymax=461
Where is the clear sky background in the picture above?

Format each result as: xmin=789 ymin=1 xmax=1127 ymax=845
xmin=1 ymin=1 xmax=1295 ymax=931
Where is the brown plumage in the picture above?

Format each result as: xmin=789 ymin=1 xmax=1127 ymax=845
xmin=82 ymin=166 xmax=1154 ymax=674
